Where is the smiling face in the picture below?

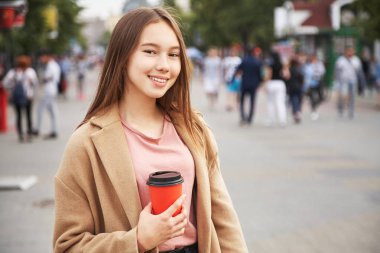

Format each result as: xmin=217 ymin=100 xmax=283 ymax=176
xmin=125 ymin=20 xmax=181 ymax=101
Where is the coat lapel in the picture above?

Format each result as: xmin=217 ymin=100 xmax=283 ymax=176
xmin=90 ymin=105 xmax=142 ymax=228
xmin=170 ymin=112 xmax=212 ymax=252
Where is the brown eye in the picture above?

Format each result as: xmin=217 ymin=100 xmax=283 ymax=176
xmin=169 ymin=52 xmax=180 ymax=58
xmin=143 ymin=50 xmax=156 ymax=55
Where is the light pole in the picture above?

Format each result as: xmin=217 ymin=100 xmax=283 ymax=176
xmin=284 ymin=0 xmax=293 ymax=39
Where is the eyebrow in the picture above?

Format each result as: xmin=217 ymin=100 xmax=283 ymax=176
xmin=140 ymin=43 xmax=180 ymax=50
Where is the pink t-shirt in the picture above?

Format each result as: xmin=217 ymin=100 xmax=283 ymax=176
xmin=121 ymin=116 xmax=197 ymax=251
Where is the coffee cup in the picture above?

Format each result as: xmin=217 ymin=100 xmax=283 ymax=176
xmin=147 ymin=171 xmax=184 ymax=216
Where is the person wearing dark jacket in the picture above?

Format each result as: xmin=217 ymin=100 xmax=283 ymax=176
xmin=283 ymin=57 xmax=304 ymax=123
xmin=234 ymin=47 xmax=262 ymax=125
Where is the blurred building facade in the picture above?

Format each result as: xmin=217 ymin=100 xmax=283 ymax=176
xmin=81 ymin=17 xmax=106 ymax=55
xmin=275 ymin=0 xmax=357 ymax=56
xmin=274 ymin=0 xmax=378 ymax=88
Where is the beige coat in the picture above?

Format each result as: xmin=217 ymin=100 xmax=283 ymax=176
xmin=53 ymin=104 xmax=248 ymax=253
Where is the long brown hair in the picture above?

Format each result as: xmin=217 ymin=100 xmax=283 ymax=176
xmin=80 ymin=8 xmax=193 ymax=132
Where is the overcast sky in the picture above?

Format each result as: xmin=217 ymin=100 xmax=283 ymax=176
xmin=77 ymin=0 xmax=160 ymax=19
xmin=77 ymin=0 xmax=125 ymax=19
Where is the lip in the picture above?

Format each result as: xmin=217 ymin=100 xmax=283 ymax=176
xmin=148 ymin=75 xmax=169 ymax=88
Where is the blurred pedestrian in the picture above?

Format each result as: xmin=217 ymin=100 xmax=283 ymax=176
xmin=57 ymin=55 xmax=70 ymax=99
xmin=186 ymin=47 xmax=203 ymax=80
xmin=264 ymin=51 xmax=287 ymax=127
xmin=334 ymin=46 xmax=364 ymax=119
xmin=283 ymin=56 xmax=304 ymax=124
xmin=76 ymin=54 xmax=87 ymax=101
xmin=0 ymin=61 xmax=5 ymax=133
xmin=203 ymin=47 xmax=222 ymax=110
xmin=53 ymin=7 xmax=248 ymax=253
xmin=3 ymin=55 xmax=38 ymax=142
xmin=222 ymin=47 xmax=241 ymax=111
xmin=234 ymin=46 xmax=262 ymax=125
xmin=375 ymin=59 xmax=380 ymax=108
xmin=367 ymin=56 xmax=377 ymax=96
xmin=303 ymin=54 xmax=325 ymax=120
xmin=32 ymin=51 xmax=61 ymax=139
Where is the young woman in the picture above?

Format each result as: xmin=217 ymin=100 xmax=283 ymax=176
xmin=53 ymin=7 xmax=247 ymax=253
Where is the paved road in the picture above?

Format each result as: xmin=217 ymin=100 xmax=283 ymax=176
xmin=1 ymin=67 xmax=379 ymax=253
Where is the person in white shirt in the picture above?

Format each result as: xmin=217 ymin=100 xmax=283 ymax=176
xmin=303 ymin=54 xmax=325 ymax=120
xmin=334 ymin=46 xmax=363 ymax=119
xmin=32 ymin=52 xmax=61 ymax=139
xmin=222 ymin=47 xmax=241 ymax=111
xmin=203 ymin=48 xmax=223 ymax=110
xmin=3 ymin=55 xmax=39 ymax=142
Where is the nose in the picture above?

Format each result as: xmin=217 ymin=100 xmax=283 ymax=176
xmin=155 ymin=53 xmax=169 ymax=72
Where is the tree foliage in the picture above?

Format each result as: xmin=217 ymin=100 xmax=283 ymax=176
xmin=13 ymin=0 xmax=51 ymax=55
xmin=50 ymin=0 xmax=85 ymax=54
xmin=1 ymin=0 xmax=84 ymax=57
xmin=189 ymin=0 xmax=283 ymax=51
xmin=353 ymin=0 xmax=380 ymax=40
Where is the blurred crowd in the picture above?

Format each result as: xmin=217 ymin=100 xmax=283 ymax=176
xmin=0 ymin=52 xmax=103 ymax=142
xmin=1 ymin=44 xmax=380 ymax=143
xmin=188 ymin=44 xmax=380 ymax=126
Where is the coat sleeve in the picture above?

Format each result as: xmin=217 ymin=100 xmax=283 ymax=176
xmin=202 ymin=122 xmax=249 ymax=252
xmin=53 ymin=131 xmax=140 ymax=253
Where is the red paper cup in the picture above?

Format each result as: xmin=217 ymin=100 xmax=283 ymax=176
xmin=147 ymin=171 xmax=184 ymax=216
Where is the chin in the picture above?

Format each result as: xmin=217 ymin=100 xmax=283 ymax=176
xmin=148 ymin=91 xmax=167 ymax=99
xmin=150 ymin=86 xmax=173 ymax=99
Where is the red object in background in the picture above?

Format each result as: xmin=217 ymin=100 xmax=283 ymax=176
xmin=0 ymin=87 xmax=8 ymax=133
xmin=12 ymin=11 xmax=25 ymax=27
xmin=0 ymin=7 xmax=15 ymax=29
xmin=0 ymin=0 xmax=27 ymax=30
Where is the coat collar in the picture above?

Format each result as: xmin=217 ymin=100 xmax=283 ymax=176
xmin=90 ymin=104 xmax=211 ymax=251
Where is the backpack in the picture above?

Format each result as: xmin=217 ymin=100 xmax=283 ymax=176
xmin=11 ymin=76 xmax=28 ymax=106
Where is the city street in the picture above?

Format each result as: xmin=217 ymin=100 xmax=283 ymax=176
xmin=1 ymin=67 xmax=380 ymax=253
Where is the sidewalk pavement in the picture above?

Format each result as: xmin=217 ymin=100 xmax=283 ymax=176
xmin=1 ymin=68 xmax=380 ymax=253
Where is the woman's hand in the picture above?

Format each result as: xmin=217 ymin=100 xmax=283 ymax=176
xmin=137 ymin=194 xmax=188 ymax=251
